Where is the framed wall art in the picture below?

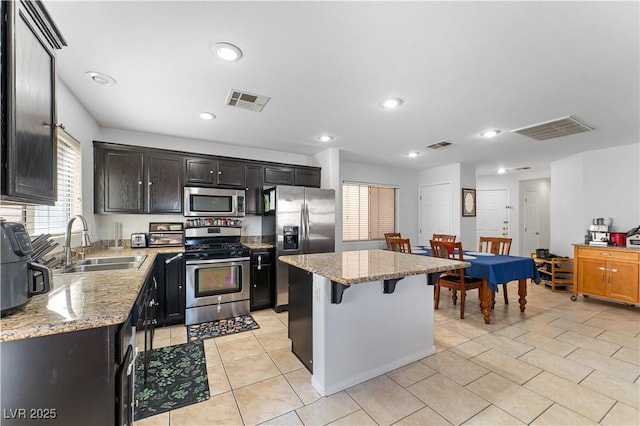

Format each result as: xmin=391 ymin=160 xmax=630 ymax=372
xmin=462 ymin=188 xmax=476 ymax=217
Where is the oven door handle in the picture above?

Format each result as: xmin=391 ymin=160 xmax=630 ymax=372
xmin=186 ymin=257 xmax=250 ymax=265
xmin=165 ymin=253 xmax=184 ymax=264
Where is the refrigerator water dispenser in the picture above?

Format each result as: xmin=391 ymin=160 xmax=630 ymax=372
xmin=283 ymin=226 xmax=299 ymax=250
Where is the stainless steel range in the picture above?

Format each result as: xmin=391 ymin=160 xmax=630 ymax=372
xmin=184 ymin=226 xmax=250 ymax=325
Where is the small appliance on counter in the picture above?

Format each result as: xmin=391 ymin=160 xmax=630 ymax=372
xmin=627 ymin=226 xmax=640 ymax=249
xmin=609 ymin=232 xmax=626 ymax=247
xmin=1 ymin=221 xmax=52 ymax=316
xmin=130 ymin=233 xmax=147 ymax=248
xmin=148 ymin=222 xmax=184 ymax=247
xmin=588 ymin=218 xmax=610 ymax=246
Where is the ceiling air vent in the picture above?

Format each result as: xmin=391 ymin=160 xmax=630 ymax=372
xmin=225 ymin=89 xmax=271 ymax=112
xmin=426 ymin=140 xmax=453 ymax=149
xmin=511 ymin=116 xmax=593 ymax=141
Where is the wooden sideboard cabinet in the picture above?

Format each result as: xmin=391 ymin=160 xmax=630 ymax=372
xmin=573 ymin=245 xmax=639 ymax=304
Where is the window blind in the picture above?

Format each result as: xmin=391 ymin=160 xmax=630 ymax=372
xmin=0 ymin=131 xmax=82 ymax=235
xmin=342 ymin=182 xmax=396 ymax=241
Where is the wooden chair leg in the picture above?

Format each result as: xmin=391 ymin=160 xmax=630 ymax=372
xmin=434 ymin=284 xmax=441 ymax=310
xmin=503 ymin=283 xmax=509 ymax=304
xmin=451 ymin=289 xmax=458 ymax=305
xmin=460 ymin=289 xmax=466 ymax=319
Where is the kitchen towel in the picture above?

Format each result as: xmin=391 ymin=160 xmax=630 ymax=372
xmin=134 ymin=341 xmax=209 ymax=421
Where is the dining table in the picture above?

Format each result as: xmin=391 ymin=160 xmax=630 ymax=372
xmin=413 ymin=247 xmax=541 ymax=324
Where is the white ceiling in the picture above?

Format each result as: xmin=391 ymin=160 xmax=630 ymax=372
xmin=45 ymin=1 xmax=639 ymax=175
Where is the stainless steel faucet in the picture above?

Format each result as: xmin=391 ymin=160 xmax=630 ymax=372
xmin=64 ymin=215 xmax=92 ymax=266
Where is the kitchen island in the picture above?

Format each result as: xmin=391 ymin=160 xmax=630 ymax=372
xmin=279 ymin=249 xmax=468 ymax=396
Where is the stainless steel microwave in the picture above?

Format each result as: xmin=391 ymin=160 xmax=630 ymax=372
xmin=184 ymin=187 xmax=245 ymax=217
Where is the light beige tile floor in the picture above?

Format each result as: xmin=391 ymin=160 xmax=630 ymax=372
xmin=135 ymin=282 xmax=640 ymax=426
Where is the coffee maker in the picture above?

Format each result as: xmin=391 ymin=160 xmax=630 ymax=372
xmin=589 ymin=218 xmax=611 ymax=246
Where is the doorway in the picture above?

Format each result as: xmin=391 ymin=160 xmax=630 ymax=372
xmin=476 ymin=189 xmax=509 ymax=249
xmin=520 ymin=179 xmax=551 ymax=257
xmin=419 ymin=183 xmax=452 ymax=246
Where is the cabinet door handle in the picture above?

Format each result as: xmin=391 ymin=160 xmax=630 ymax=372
xmin=611 ymin=268 xmax=618 ymax=273
xmin=218 ymin=171 xmax=222 ymax=175
xmin=598 ymin=267 xmax=606 ymax=271
xmin=138 ymin=181 xmax=143 ymax=185
xmin=258 ymin=255 xmax=262 ymax=270
xmin=148 ymin=181 xmax=152 ymax=185
xmin=599 ymin=252 xmax=611 ymax=256
xmin=209 ymin=170 xmax=214 ymax=174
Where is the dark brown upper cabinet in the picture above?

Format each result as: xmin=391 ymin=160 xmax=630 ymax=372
xmin=294 ymin=168 xmax=321 ymax=187
xmin=244 ymin=164 xmax=264 ymax=215
xmin=95 ymin=142 xmax=320 ymax=215
xmin=146 ymin=152 xmax=183 ymax=213
xmin=94 ymin=143 xmax=183 ymax=214
xmin=185 ymin=157 xmax=245 ymax=188
xmin=264 ymin=166 xmax=294 ymax=185
xmin=1 ymin=1 xmax=66 ymax=205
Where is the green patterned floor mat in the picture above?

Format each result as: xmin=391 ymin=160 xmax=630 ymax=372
xmin=134 ymin=341 xmax=210 ymax=420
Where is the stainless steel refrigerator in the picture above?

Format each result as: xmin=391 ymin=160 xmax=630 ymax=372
xmin=262 ymin=185 xmax=335 ymax=311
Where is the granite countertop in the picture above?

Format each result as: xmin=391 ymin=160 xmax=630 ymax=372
xmin=243 ymin=242 xmax=274 ymax=250
xmin=278 ymin=249 xmax=470 ymax=285
xmin=0 ymin=246 xmax=183 ymax=342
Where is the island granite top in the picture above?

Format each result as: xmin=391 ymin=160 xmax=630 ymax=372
xmin=278 ymin=249 xmax=470 ymax=285
xmin=0 ymin=247 xmax=183 ymax=342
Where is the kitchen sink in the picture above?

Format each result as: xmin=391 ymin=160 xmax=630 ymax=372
xmin=74 ymin=255 xmax=147 ymax=266
xmin=55 ymin=255 xmax=147 ymax=274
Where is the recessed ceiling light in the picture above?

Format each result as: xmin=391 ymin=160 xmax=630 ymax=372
xmin=85 ymin=71 xmax=116 ymax=86
xmin=199 ymin=112 xmax=216 ymax=120
xmin=211 ymin=42 xmax=243 ymax=61
xmin=380 ymin=98 xmax=403 ymax=109
xmin=480 ymin=129 xmax=501 ymax=138
xmin=497 ymin=167 xmax=506 ymax=174
xmin=318 ymin=135 xmax=334 ymax=143
xmin=407 ymin=151 xmax=421 ymax=158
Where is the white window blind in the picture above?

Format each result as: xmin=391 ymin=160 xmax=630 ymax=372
xmin=0 ymin=131 xmax=82 ymax=235
xmin=342 ymin=182 xmax=396 ymax=241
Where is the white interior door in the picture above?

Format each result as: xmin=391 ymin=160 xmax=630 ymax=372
xmin=524 ymin=189 xmax=540 ymax=256
xmin=476 ymin=189 xmax=509 ymax=249
xmin=419 ymin=183 xmax=452 ymax=246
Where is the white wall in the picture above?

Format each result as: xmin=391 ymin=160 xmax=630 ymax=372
xmin=460 ymin=164 xmax=477 ymax=250
xmin=56 ymin=80 xmax=101 ymax=243
xmin=551 ymin=143 xmax=640 ymax=257
xmin=338 ymin=160 xmax=419 ymax=252
xmin=418 ymin=163 xmax=477 ymax=249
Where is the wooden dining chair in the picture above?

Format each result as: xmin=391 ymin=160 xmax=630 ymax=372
xmin=389 ymin=238 xmax=412 ymax=254
xmin=430 ymin=240 xmax=483 ymax=319
xmin=478 ymin=236 xmax=513 ymax=304
xmin=384 ymin=232 xmax=402 ymax=249
xmin=432 ymin=233 xmax=456 ymax=242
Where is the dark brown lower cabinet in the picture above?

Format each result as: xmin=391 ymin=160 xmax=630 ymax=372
xmin=0 ymin=325 xmax=123 ymax=425
xmin=250 ymin=250 xmax=274 ymax=310
xmin=156 ymin=253 xmax=186 ymax=326
xmin=288 ymin=266 xmax=313 ymax=372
